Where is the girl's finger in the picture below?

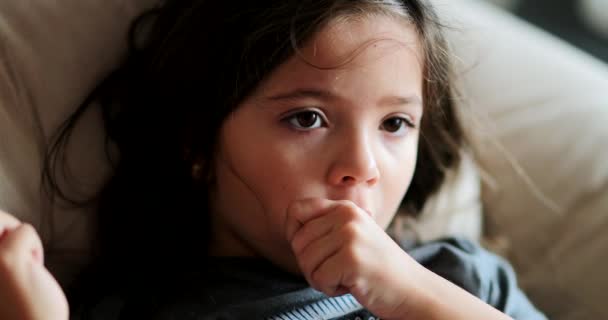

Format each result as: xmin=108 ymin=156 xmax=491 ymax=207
xmin=0 ymin=224 xmax=44 ymax=265
xmin=309 ymin=248 xmax=352 ymax=297
xmin=296 ymin=227 xmax=345 ymax=284
xmin=0 ymin=211 xmax=21 ymax=226
xmin=284 ymin=198 xmax=335 ymax=242
xmin=0 ymin=211 xmax=21 ymax=240
xmin=290 ymin=212 xmax=337 ymax=255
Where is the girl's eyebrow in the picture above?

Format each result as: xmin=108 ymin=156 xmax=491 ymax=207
xmin=265 ymin=88 xmax=422 ymax=109
xmin=265 ymin=88 xmax=336 ymax=102
xmin=377 ymin=95 xmax=422 ymax=108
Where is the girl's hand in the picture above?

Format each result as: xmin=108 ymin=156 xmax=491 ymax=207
xmin=285 ymin=198 xmax=425 ymax=319
xmin=0 ymin=211 xmax=69 ymax=320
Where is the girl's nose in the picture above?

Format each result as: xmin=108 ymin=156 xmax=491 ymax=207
xmin=327 ymin=133 xmax=380 ymax=187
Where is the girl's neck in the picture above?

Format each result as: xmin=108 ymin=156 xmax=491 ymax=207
xmin=208 ymin=216 xmax=258 ymax=257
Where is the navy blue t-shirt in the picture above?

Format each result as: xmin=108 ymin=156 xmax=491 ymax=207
xmin=74 ymin=238 xmax=547 ymax=320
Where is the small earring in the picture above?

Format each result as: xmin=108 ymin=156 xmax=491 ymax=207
xmin=191 ymin=162 xmax=203 ymax=180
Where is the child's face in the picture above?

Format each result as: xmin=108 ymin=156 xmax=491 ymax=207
xmin=210 ymin=15 xmax=423 ymax=272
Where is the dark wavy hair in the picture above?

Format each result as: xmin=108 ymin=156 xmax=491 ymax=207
xmin=44 ymin=0 xmax=464 ymax=313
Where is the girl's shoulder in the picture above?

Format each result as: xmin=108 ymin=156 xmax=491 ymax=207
xmin=407 ymin=237 xmax=547 ymax=320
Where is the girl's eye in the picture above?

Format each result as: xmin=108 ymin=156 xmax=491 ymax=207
xmin=380 ymin=116 xmax=414 ymax=134
xmin=286 ymin=110 xmax=325 ymax=130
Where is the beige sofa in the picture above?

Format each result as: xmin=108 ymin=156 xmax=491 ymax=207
xmin=1 ymin=0 xmax=607 ymax=318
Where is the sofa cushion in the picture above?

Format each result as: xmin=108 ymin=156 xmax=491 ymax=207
xmin=0 ymin=0 xmax=158 ymax=284
xmin=433 ymin=0 xmax=608 ymax=318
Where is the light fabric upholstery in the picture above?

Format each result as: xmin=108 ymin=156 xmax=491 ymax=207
xmin=432 ymin=1 xmax=608 ymax=318
xmin=0 ymin=0 xmax=159 ymax=283
xmin=405 ymin=151 xmax=483 ymax=243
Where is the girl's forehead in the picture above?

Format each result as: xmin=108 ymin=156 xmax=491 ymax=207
xmin=243 ymin=15 xmax=424 ymax=109
xmin=299 ymin=15 xmax=422 ymax=68
xmin=250 ymin=15 xmax=424 ymax=100
xmin=246 ymin=16 xmax=424 ymax=115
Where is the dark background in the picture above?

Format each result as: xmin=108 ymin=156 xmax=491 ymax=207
xmin=494 ymin=0 xmax=608 ymax=63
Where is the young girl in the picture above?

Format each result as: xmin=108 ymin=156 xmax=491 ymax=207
xmin=0 ymin=0 xmax=547 ymax=319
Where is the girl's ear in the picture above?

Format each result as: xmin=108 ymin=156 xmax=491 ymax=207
xmin=182 ymin=146 xmax=201 ymax=180
xmin=187 ymin=152 xmax=214 ymax=185
xmin=191 ymin=160 xmax=204 ymax=181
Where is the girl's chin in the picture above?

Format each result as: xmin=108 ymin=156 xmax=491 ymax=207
xmin=268 ymin=253 xmax=303 ymax=276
